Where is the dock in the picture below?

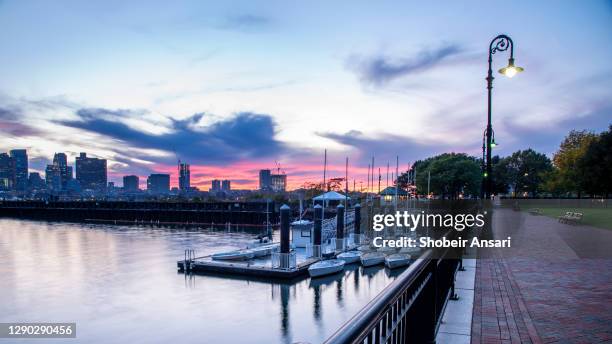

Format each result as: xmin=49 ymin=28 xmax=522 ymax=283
xmin=177 ymin=255 xmax=319 ymax=279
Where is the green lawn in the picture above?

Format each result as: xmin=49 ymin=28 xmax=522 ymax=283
xmin=525 ymin=207 xmax=612 ymax=230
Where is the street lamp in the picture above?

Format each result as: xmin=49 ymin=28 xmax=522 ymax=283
xmin=484 ymin=34 xmax=523 ymax=199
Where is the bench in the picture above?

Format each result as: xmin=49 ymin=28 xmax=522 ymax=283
xmin=558 ymin=212 xmax=583 ymax=225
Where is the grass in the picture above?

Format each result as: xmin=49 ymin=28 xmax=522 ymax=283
xmin=525 ymin=206 xmax=612 ymax=230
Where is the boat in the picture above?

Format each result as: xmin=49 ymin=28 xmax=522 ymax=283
xmin=385 ymin=253 xmax=412 ymax=269
xmin=360 ymin=252 xmax=385 ymax=267
xmin=211 ymin=249 xmax=255 ymax=261
xmin=377 ymin=246 xmax=396 ymax=254
xmin=337 ymin=251 xmax=361 ymax=264
xmin=308 ymin=259 xmax=345 ymax=278
xmin=250 ymin=243 xmax=279 ymax=257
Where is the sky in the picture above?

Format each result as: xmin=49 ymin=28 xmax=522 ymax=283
xmin=0 ymin=0 xmax=611 ymax=190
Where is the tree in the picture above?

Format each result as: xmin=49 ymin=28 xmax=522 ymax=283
xmin=490 ymin=155 xmax=511 ymax=195
xmin=552 ymin=130 xmax=598 ymax=197
xmin=579 ymin=126 xmax=612 ymax=197
xmin=410 ymin=153 xmax=481 ymax=199
xmin=504 ymin=149 xmax=552 ymax=197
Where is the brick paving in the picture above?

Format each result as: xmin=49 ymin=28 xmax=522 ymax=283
xmin=471 ymin=209 xmax=612 ymax=344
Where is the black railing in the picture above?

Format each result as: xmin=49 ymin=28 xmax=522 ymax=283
xmin=325 ymin=244 xmax=461 ymax=343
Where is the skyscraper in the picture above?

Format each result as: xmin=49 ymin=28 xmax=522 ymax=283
xmin=147 ymin=174 xmax=170 ymax=194
xmin=221 ymin=180 xmax=231 ymax=192
xmin=211 ymin=179 xmax=221 ymax=191
xmin=259 ymin=169 xmax=271 ymax=191
xmin=0 ymin=153 xmax=15 ymax=190
xmin=53 ymin=152 xmax=73 ymax=189
xmin=45 ymin=164 xmax=62 ymax=192
xmin=28 ymin=172 xmax=45 ymax=190
xmin=9 ymin=149 xmax=28 ymax=192
xmin=179 ymin=163 xmax=190 ymax=191
xmin=123 ymin=175 xmax=139 ymax=192
xmin=75 ymin=153 xmax=107 ymax=193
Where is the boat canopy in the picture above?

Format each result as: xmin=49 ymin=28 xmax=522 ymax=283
xmin=313 ymin=191 xmax=350 ymax=201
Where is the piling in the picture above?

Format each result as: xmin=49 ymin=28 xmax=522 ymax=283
xmin=336 ymin=204 xmax=345 ymax=251
xmin=354 ymin=203 xmax=361 ymax=244
xmin=280 ymin=204 xmax=291 ymax=269
xmin=313 ymin=204 xmax=322 ymax=246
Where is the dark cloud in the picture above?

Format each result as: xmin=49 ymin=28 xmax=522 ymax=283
xmin=348 ymin=44 xmax=463 ymax=86
xmin=318 ymin=130 xmax=455 ymax=164
xmin=0 ymin=107 xmax=42 ymax=136
xmin=58 ymin=108 xmax=286 ymax=166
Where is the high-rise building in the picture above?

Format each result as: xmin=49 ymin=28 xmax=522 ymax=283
xmin=53 ymin=153 xmax=73 ymax=189
xmin=211 ymin=179 xmax=221 ymax=191
xmin=259 ymin=169 xmax=271 ymax=191
xmin=75 ymin=153 xmax=107 ymax=192
xmin=147 ymin=174 xmax=170 ymax=194
xmin=9 ymin=149 xmax=28 ymax=191
xmin=123 ymin=175 xmax=139 ymax=192
xmin=271 ymin=173 xmax=287 ymax=192
xmin=45 ymin=164 xmax=62 ymax=192
xmin=221 ymin=180 xmax=231 ymax=192
xmin=28 ymin=172 xmax=46 ymax=190
xmin=0 ymin=153 xmax=15 ymax=190
xmin=179 ymin=163 xmax=190 ymax=191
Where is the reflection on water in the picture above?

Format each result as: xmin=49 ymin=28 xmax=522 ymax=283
xmin=0 ymin=219 xmax=408 ymax=344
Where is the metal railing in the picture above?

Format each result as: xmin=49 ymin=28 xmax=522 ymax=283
xmin=324 ymin=240 xmax=461 ymax=343
xmin=271 ymin=252 xmax=297 ymax=270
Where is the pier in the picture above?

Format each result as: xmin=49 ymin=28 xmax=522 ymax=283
xmin=0 ymin=200 xmax=276 ymax=227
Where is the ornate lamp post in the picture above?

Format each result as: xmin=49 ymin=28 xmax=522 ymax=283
xmin=484 ymin=34 xmax=523 ymax=199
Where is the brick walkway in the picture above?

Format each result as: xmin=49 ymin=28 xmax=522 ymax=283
xmin=470 ymin=209 xmax=612 ymax=344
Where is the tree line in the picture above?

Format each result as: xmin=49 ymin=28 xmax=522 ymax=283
xmin=397 ymin=125 xmax=612 ymax=199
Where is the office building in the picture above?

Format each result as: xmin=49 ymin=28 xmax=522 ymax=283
xmin=28 ymin=172 xmax=46 ymax=190
xmin=179 ymin=163 xmax=190 ymax=191
xmin=271 ymin=173 xmax=287 ymax=192
xmin=0 ymin=153 xmax=15 ymax=190
xmin=76 ymin=153 xmax=107 ymax=192
xmin=53 ymin=153 xmax=73 ymax=189
xmin=45 ymin=164 xmax=62 ymax=192
xmin=147 ymin=174 xmax=170 ymax=194
xmin=9 ymin=149 xmax=28 ymax=191
xmin=123 ymin=175 xmax=139 ymax=192
xmin=211 ymin=179 xmax=221 ymax=191
xmin=221 ymin=180 xmax=231 ymax=192
xmin=259 ymin=169 xmax=271 ymax=191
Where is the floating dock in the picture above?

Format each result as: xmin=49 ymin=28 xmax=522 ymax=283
xmin=177 ymin=255 xmax=319 ymax=279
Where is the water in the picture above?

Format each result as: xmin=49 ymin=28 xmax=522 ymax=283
xmin=0 ymin=219 xmax=408 ymax=344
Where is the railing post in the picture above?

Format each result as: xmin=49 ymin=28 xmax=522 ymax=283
xmin=280 ymin=204 xmax=290 ymax=269
xmin=336 ymin=204 xmax=345 ymax=251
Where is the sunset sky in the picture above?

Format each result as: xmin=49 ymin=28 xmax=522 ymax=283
xmin=1 ymin=1 xmax=611 ymax=190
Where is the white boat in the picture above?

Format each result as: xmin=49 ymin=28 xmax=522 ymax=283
xmin=337 ymin=251 xmax=361 ymax=264
xmin=378 ymin=246 xmax=396 ymax=254
xmin=211 ymin=249 xmax=255 ymax=261
xmin=308 ymin=259 xmax=345 ymax=278
xmin=360 ymin=252 xmax=385 ymax=267
xmin=385 ymin=253 xmax=412 ymax=269
xmin=250 ymin=243 xmax=279 ymax=257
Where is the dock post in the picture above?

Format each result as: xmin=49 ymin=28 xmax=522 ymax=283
xmin=313 ymin=204 xmax=322 ymax=258
xmin=280 ymin=204 xmax=291 ymax=269
xmin=336 ymin=204 xmax=345 ymax=251
xmin=354 ymin=203 xmax=361 ymax=245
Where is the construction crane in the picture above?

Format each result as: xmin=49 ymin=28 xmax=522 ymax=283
xmin=275 ymin=161 xmax=285 ymax=175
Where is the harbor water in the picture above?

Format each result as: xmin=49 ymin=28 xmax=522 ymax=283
xmin=0 ymin=219 xmax=409 ymax=344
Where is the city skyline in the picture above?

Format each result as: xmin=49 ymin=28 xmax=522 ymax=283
xmin=1 ymin=1 xmax=611 ymax=189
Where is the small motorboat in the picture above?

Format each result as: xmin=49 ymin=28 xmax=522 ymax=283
xmin=250 ymin=243 xmax=279 ymax=257
xmin=385 ymin=253 xmax=412 ymax=269
xmin=211 ymin=249 xmax=255 ymax=261
xmin=337 ymin=251 xmax=361 ymax=264
xmin=308 ymin=259 xmax=345 ymax=278
xmin=360 ymin=252 xmax=385 ymax=267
